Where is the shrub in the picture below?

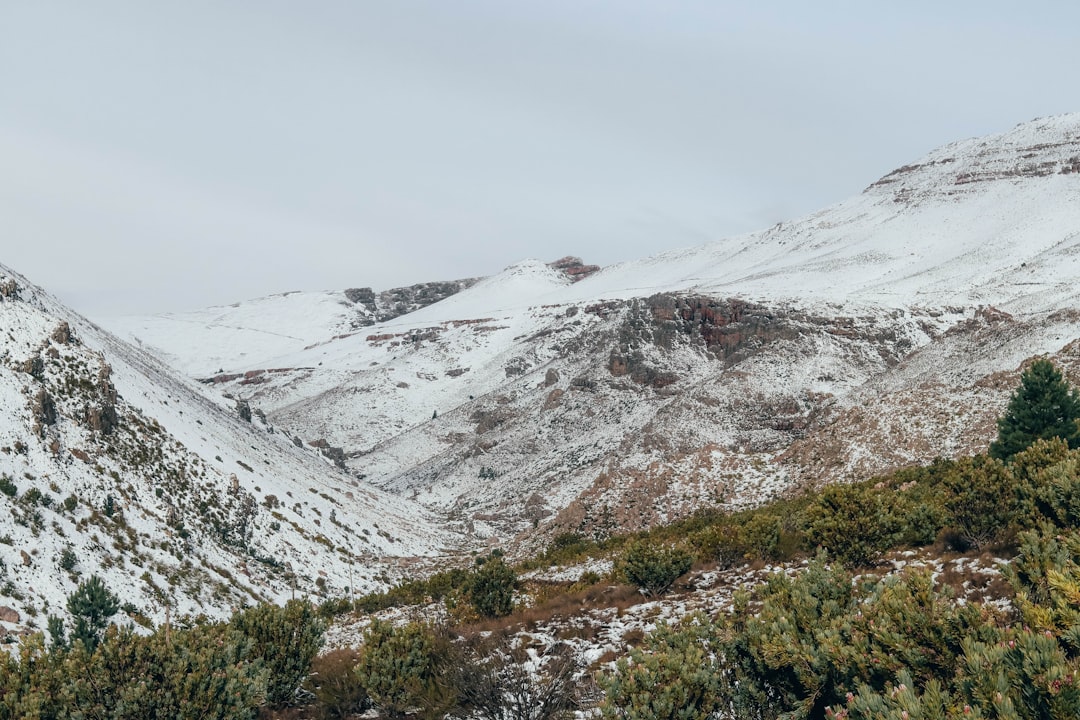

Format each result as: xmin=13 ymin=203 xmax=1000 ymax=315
xmin=739 ymin=512 xmax=784 ymax=561
xmin=599 ymin=617 xmax=722 ymax=720
xmin=469 ymin=556 xmax=516 ymax=618
xmin=59 ymin=548 xmax=77 ymax=572
xmin=230 ymin=599 xmax=326 ymax=708
xmin=453 ymin=636 xmax=580 ymax=720
xmin=0 ymin=475 xmax=16 ymax=497
xmin=356 ymin=620 xmax=455 ymax=720
xmin=305 ymin=648 xmax=369 ymax=719
xmin=940 ymin=455 xmax=1020 ymax=549
xmin=620 ymin=541 xmax=692 ymax=597
xmin=805 ymin=482 xmax=901 ymax=567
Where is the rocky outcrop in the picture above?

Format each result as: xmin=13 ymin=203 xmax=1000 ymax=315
xmin=548 ymin=256 xmax=600 ymax=282
xmin=345 ymin=278 xmax=481 ymax=327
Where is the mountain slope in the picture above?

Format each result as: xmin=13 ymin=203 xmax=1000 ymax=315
xmin=0 ymin=265 xmax=466 ymax=639
xmin=108 ymin=113 xmax=1080 ymax=547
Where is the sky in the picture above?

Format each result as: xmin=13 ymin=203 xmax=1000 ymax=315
xmin=2 ymin=1 xmax=1078 ymax=318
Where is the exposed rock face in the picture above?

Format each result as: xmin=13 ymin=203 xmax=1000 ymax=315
xmin=0 ymin=279 xmax=19 ymax=300
xmin=548 ymin=256 xmax=600 ymax=282
xmin=32 ymin=389 xmax=57 ymax=429
xmin=308 ymin=438 xmax=347 ymax=469
xmin=51 ymin=321 xmax=73 ymax=345
xmin=345 ymin=278 xmax=481 ymax=326
xmin=0 ymin=606 xmax=19 ymax=623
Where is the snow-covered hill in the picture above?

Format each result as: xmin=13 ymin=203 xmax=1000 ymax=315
xmin=0 ymin=265 xmax=467 ymax=640
xmin=107 ymin=113 xmax=1080 ymax=549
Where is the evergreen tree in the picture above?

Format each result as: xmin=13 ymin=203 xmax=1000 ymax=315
xmin=66 ymin=574 xmax=120 ymax=653
xmin=991 ymin=358 xmax=1080 ymax=461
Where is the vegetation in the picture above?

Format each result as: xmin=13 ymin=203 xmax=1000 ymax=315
xmin=8 ymin=358 xmax=1080 ymax=717
xmin=468 ymin=554 xmax=517 ymax=618
xmin=619 ymin=540 xmax=693 ymax=596
xmin=65 ymin=574 xmax=120 ymax=652
xmin=230 ymin=599 xmax=326 ymax=708
xmin=991 ymin=357 xmax=1080 ymax=460
xmin=356 ymin=619 xmax=454 ymax=719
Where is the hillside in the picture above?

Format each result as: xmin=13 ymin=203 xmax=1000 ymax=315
xmin=104 ymin=114 xmax=1080 ymax=550
xmin=0 ymin=265 xmax=468 ymax=641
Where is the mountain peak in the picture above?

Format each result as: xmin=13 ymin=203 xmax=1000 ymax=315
xmin=866 ymin=112 xmax=1080 ymax=204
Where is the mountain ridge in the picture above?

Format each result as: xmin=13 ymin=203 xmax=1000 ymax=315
xmin=2 ymin=110 xmax=1071 ymax=639
xmin=74 ymin=112 xmax=1080 ymax=551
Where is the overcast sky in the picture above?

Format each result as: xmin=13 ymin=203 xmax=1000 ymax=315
xmin=2 ymin=1 xmax=1077 ymax=318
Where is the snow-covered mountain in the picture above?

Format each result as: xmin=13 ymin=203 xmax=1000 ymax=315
xmin=0 ymin=265 xmax=466 ymax=640
xmin=106 ymin=114 xmax=1080 ymax=548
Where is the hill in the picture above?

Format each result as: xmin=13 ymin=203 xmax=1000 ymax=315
xmin=106 ymin=114 xmax=1080 ymax=548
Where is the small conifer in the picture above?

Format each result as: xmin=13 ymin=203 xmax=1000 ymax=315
xmin=991 ymin=358 xmax=1080 ymax=461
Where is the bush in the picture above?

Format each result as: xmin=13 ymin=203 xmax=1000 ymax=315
xmin=940 ymin=455 xmax=1020 ymax=549
xmin=469 ymin=556 xmax=516 ymax=618
xmin=305 ymin=648 xmax=369 ymax=719
xmin=230 ymin=599 xmax=326 ymax=708
xmin=805 ymin=483 xmax=902 ymax=567
xmin=58 ymin=548 xmax=77 ymax=572
xmin=453 ymin=635 xmax=580 ymax=720
xmin=0 ymin=475 xmax=17 ymax=497
xmin=620 ymin=541 xmax=692 ymax=597
xmin=599 ymin=617 xmax=722 ymax=720
xmin=356 ymin=620 xmax=455 ymax=719
xmin=739 ymin=512 xmax=785 ymax=561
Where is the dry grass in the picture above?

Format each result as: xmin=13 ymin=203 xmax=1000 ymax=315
xmin=460 ymin=582 xmax=644 ymax=636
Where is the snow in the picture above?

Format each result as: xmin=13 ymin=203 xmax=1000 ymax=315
xmin=20 ymin=111 xmax=1080 ymax=585
xmin=0 ymin=264 xmax=473 ymax=636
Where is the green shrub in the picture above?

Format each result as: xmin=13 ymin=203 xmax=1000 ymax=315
xmin=599 ymin=617 xmax=722 ymax=720
xmin=805 ymin=482 xmax=901 ymax=567
xmin=58 ymin=548 xmax=77 ymax=572
xmin=230 ymin=599 xmax=326 ymax=708
xmin=940 ymin=455 xmax=1020 ymax=549
xmin=469 ymin=556 xmax=516 ymax=618
xmin=0 ymin=475 xmax=16 ymax=497
xmin=620 ymin=541 xmax=692 ymax=597
xmin=356 ymin=620 xmax=455 ymax=720
xmin=739 ymin=512 xmax=784 ymax=561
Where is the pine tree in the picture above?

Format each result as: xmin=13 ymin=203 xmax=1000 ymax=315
xmin=66 ymin=574 xmax=120 ymax=653
xmin=991 ymin=358 xmax=1080 ymax=461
